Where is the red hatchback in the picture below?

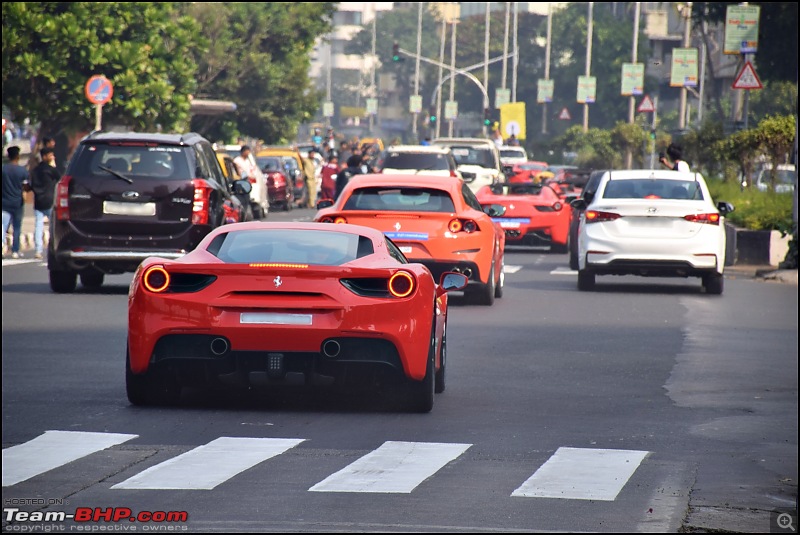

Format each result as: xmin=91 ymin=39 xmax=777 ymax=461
xmin=256 ymin=156 xmax=294 ymax=211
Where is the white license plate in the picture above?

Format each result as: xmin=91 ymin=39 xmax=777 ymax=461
xmin=399 ymin=246 xmax=413 ymax=253
xmin=500 ymin=221 xmax=521 ymax=229
xmin=103 ymin=201 xmax=156 ymax=216
xmin=240 ymin=313 xmax=312 ymax=325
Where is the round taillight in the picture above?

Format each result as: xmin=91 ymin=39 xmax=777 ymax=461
xmin=334 ymin=216 xmax=347 ymax=224
xmin=389 ymin=271 xmax=415 ymax=298
xmin=319 ymin=216 xmax=334 ymax=223
xmin=553 ymin=202 xmax=562 ymax=211
xmin=143 ymin=266 xmax=170 ymax=293
xmin=463 ymin=220 xmax=478 ymax=233
xmin=585 ymin=210 xmax=598 ymax=221
xmin=448 ymin=219 xmax=463 ymax=233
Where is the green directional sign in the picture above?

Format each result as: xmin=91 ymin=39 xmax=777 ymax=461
xmin=670 ymin=48 xmax=698 ymax=87
xmin=724 ymin=5 xmax=760 ymax=55
xmin=577 ymin=76 xmax=596 ymax=104
xmin=537 ymin=80 xmax=554 ymax=103
xmin=621 ymin=63 xmax=644 ymax=96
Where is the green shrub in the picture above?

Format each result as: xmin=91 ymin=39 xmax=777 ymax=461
xmin=706 ymin=178 xmax=794 ymax=232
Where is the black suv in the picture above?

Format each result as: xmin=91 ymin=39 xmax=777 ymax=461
xmin=48 ymin=132 xmax=251 ymax=293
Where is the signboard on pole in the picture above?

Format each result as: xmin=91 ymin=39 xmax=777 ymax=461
xmin=444 ymin=100 xmax=458 ymax=120
xmin=732 ymin=61 xmax=763 ymax=90
xmin=669 ymin=48 xmax=699 ymax=87
xmin=558 ymin=108 xmax=571 ymax=121
xmin=724 ymin=5 xmax=760 ymax=55
xmin=494 ymin=88 xmax=511 ymax=109
xmin=85 ymin=75 xmax=114 ymax=105
xmin=409 ymin=95 xmax=422 ymax=114
xmin=366 ymin=98 xmax=378 ymax=115
xmin=537 ymin=80 xmax=554 ymax=103
xmin=500 ymin=102 xmax=526 ymax=141
xmin=621 ymin=63 xmax=644 ymax=96
xmin=637 ymin=95 xmax=655 ymax=113
xmin=577 ymin=76 xmax=596 ymax=104
xmin=322 ymin=101 xmax=334 ymax=118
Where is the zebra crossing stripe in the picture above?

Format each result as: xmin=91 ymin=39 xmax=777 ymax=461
xmin=111 ymin=437 xmax=304 ymax=490
xmin=512 ymin=447 xmax=649 ymax=501
xmin=309 ymin=441 xmax=471 ymax=494
xmin=550 ymin=267 xmax=577 ymax=275
xmin=2 ymin=430 xmax=138 ymax=487
xmin=503 ymin=265 xmax=523 ymax=274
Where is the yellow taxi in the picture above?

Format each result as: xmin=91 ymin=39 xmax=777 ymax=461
xmin=256 ymin=147 xmax=309 ymax=208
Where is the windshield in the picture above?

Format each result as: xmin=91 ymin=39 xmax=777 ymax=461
xmin=380 ymin=152 xmax=450 ymax=171
xmin=73 ymin=144 xmax=190 ymax=179
xmin=207 ymin=229 xmax=373 ymax=265
xmin=449 ymin=146 xmax=494 ymax=168
xmin=344 ymin=187 xmax=456 ymax=212
xmin=602 ymin=179 xmax=704 ymax=200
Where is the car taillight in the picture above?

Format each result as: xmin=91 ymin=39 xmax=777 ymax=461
xmin=684 ymin=213 xmax=720 ymax=225
xmin=143 ymin=266 xmax=170 ymax=293
xmin=192 ymin=179 xmax=212 ymax=225
xmin=553 ymin=202 xmax=562 ymax=211
xmin=585 ymin=210 xmax=621 ymax=224
xmin=334 ymin=216 xmax=347 ymax=224
xmin=55 ymin=175 xmax=72 ymax=221
xmin=319 ymin=216 xmax=334 ymax=223
xmin=449 ymin=218 xmax=478 ymax=233
xmin=389 ymin=271 xmax=415 ymax=298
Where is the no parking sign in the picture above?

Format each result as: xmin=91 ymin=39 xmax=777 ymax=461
xmin=85 ymin=75 xmax=113 ymax=131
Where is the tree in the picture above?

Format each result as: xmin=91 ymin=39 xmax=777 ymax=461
xmin=2 ymin=2 xmax=203 ymax=143
xmin=755 ymin=114 xmax=797 ymax=190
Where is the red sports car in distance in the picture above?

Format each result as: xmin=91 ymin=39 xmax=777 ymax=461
xmin=127 ymin=222 xmax=468 ymax=412
xmin=475 ymin=182 xmax=571 ymax=253
xmin=314 ymin=174 xmax=507 ymax=306
xmin=507 ymin=161 xmax=550 ymax=184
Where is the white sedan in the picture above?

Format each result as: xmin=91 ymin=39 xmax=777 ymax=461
xmin=572 ymin=170 xmax=734 ymax=294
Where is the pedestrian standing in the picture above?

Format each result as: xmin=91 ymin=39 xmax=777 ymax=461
xmin=2 ymin=146 xmax=30 ymax=258
xmin=302 ymin=151 xmax=318 ymax=208
xmin=320 ymin=153 xmax=339 ymax=202
xmin=659 ymin=143 xmax=690 ymax=172
xmin=335 ymin=155 xmax=363 ymax=201
xmin=233 ymin=145 xmax=257 ymax=181
xmin=30 ymin=147 xmax=61 ymax=259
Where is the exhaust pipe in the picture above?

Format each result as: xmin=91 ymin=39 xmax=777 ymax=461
xmin=451 ymin=267 xmax=461 ymax=273
xmin=462 ymin=267 xmax=473 ymax=278
xmin=322 ymin=340 xmax=341 ymax=358
xmin=210 ymin=337 xmax=229 ymax=356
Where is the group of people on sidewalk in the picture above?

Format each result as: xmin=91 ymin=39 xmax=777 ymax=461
xmin=2 ymin=139 xmax=61 ymax=259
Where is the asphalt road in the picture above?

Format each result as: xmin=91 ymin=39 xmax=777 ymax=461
xmin=2 ymin=208 xmax=797 ymax=533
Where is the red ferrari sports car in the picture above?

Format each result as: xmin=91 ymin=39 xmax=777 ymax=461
xmin=127 ymin=222 xmax=468 ymax=412
xmin=475 ymin=181 xmax=572 ymax=253
xmin=314 ymin=174 xmax=506 ymax=306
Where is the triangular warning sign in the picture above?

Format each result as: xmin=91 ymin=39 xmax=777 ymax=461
xmin=732 ymin=61 xmax=763 ymax=90
xmin=558 ymin=108 xmax=571 ymax=120
xmin=637 ymin=95 xmax=655 ymax=113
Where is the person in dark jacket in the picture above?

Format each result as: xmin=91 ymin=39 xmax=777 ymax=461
xmin=2 ymin=145 xmax=29 ymax=258
xmin=30 ymin=147 xmax=61 ymax=259
xmin=335 ymin=155 xmax=363 ymax=201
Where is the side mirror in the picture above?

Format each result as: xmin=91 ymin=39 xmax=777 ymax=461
xmin=570 ymin=198 xmax=587 ymax=210
xmin=233 ymin=179 xmax=252 ymax=195
xmin=564 ymin=194 xmax=579 ymax=205
xmin=439 ymin=272 xmax=468 ymax=291
xmin=483 ymin=204 xmax=506 ymax=217
xmin=717 ymin=201 xmax=735 ymax=215
xmin=316 ymin=199 xmax=334 ymax=209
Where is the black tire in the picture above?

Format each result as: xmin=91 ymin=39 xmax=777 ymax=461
xmin=49 ymin=270 xmax=77 ymax=293
xmin=126 ymin=349 xmax=150 ymax=406
xmin=407 ymin=322 xmax=436 ymax=412
xmin=569 ymin=249 xmax=579 ymax=270
xmin=435 ymin=322 xmax=447 ymax=394
xmin=80 ymin=269 xmax=104 ymax=290
xmin=473 ymin=264 xmax=496 ymax=306
xmin=703 ymin=272 xmax=724 ymax=295
xmin=494 ymin=257 xmax=504 ymax=298
xmin=577 ymin=269 xmax=595 ymax=291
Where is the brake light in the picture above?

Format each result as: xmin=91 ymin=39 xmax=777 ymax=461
xmin=684 ymin=213 xmax=720 ymax=225
xmin=449 ymin=218 xmax=478 ymax=233
xmin=192 ymin=179 xmax=212 ymax=225
xmin=143 ymin=266 xmax=170 ymax=293
xmin=585 ymin=210 xmax=621 ymax=224
xmin=553 ymin=202 xmax=562 ymax=211
xmin=55 ymin=175 xmax=72 ymax=221
xmin=448 ymin=219 xmax=462 ymax=233
xmin=389 ymin=271 xmax=415 ymax=298
xmin=333 ymin=216 xmax=347 ymax=224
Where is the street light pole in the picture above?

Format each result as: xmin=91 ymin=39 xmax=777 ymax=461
xmin=542 ymin=3 xmax=552 ymax=135
xmin=448 ymin=8 xmax=458 ymax=137
xmin=626 ymin=2 xmax=641 ymax=169
xmin=583 ymin=2 xmax=594 ymax=132
xmin=678 ymin=2 xmax=692 ymax=130
xmin=413 ymin=1 xmax=423 ymax=141
xmin=437 ymin=14 xmax=446 ymax=138
xmin=512 ymin=2 xmax=519 ymax=103
xmin=483 ymin=2 xmax=490 ymax=137
xmin=502 ymin=2 xmax=510 ymax=91
xmin=370 ymin=13 xmax=376 ymax=135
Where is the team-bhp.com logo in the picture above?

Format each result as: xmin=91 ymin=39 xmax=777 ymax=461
xmin=4 ymin=507 xmax=188 ymax=531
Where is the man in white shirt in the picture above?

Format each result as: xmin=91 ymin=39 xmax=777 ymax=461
xmin=659 ymin=143 xmax=690 ymax=172
xmin=233 ymin=145 xmax=257 ymax=179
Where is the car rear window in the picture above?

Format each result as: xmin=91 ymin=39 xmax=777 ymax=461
xmin=500 ymin=149 xmax=526 ymax=159
xmin=72 ymin=144 xmax=191 ymax=179
xmin=344 ymin=187 xmax=456 ymax=212
xmin=449 ymin=146 xmax=494 ymax=168
xmin=206 ymin=229 xmax=373 ymax=265
xmin=381 ymin=152 xmax=449 ymax=171
xmin=257 ymin=156 xmax=282 ymax=171
xmin=602 ymin=179 xmax=704 ymax=200
xmin=518 ymin=163 xmax=547 ymax=171
xmin=491 ymin=183 xmax=547 ymax=196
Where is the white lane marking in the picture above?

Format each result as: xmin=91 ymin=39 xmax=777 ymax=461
xmin=2 ymin=430 xmax=138 ymax=487
xmin=503 ymin=265 xmax=523 ymax=274
xmin=1 ymin=258 xmax=40 ymax=267
xmin=111 ymin=437 xmax=304 ymax=490
xmin=309 ymin=441 xmax=471 ymax=494
xmin=512 ymin=447 xmax=649 ymax=501
xmin=550 ymin=267 xmax=577 ymax=275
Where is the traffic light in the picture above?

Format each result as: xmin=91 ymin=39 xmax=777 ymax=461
xmin=483 ymin=108 xmax=492 ymax=127
xmin=429 ymin=106 xmax=437 ymax=125
xmin=392 ymin=43 xmax=401 ymax=62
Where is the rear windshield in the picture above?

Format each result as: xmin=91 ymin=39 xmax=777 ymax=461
xmin=500 ymin=149 xmax=526 ymax=159
xmin=72 ymin=144 xmax=190 ymax=179
xmin=491 ymin=183 xmax=546 ymax=196
xmin=602 ymin=179 xmax=704 ymax=200
xmin=207 ymin=229 xmax=373 ymax=265
xmin=380 ymin=152 xmax=450 ymax=171
xmin=344 ymin=187 xmax=456 ymax=212
xmin=518 ymin=163 xmax=547 ymax=171
xmin=257 ymin=156 xmax=282 ymax=172
xmin=449 ymin=146 xmax=494 ymax=168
